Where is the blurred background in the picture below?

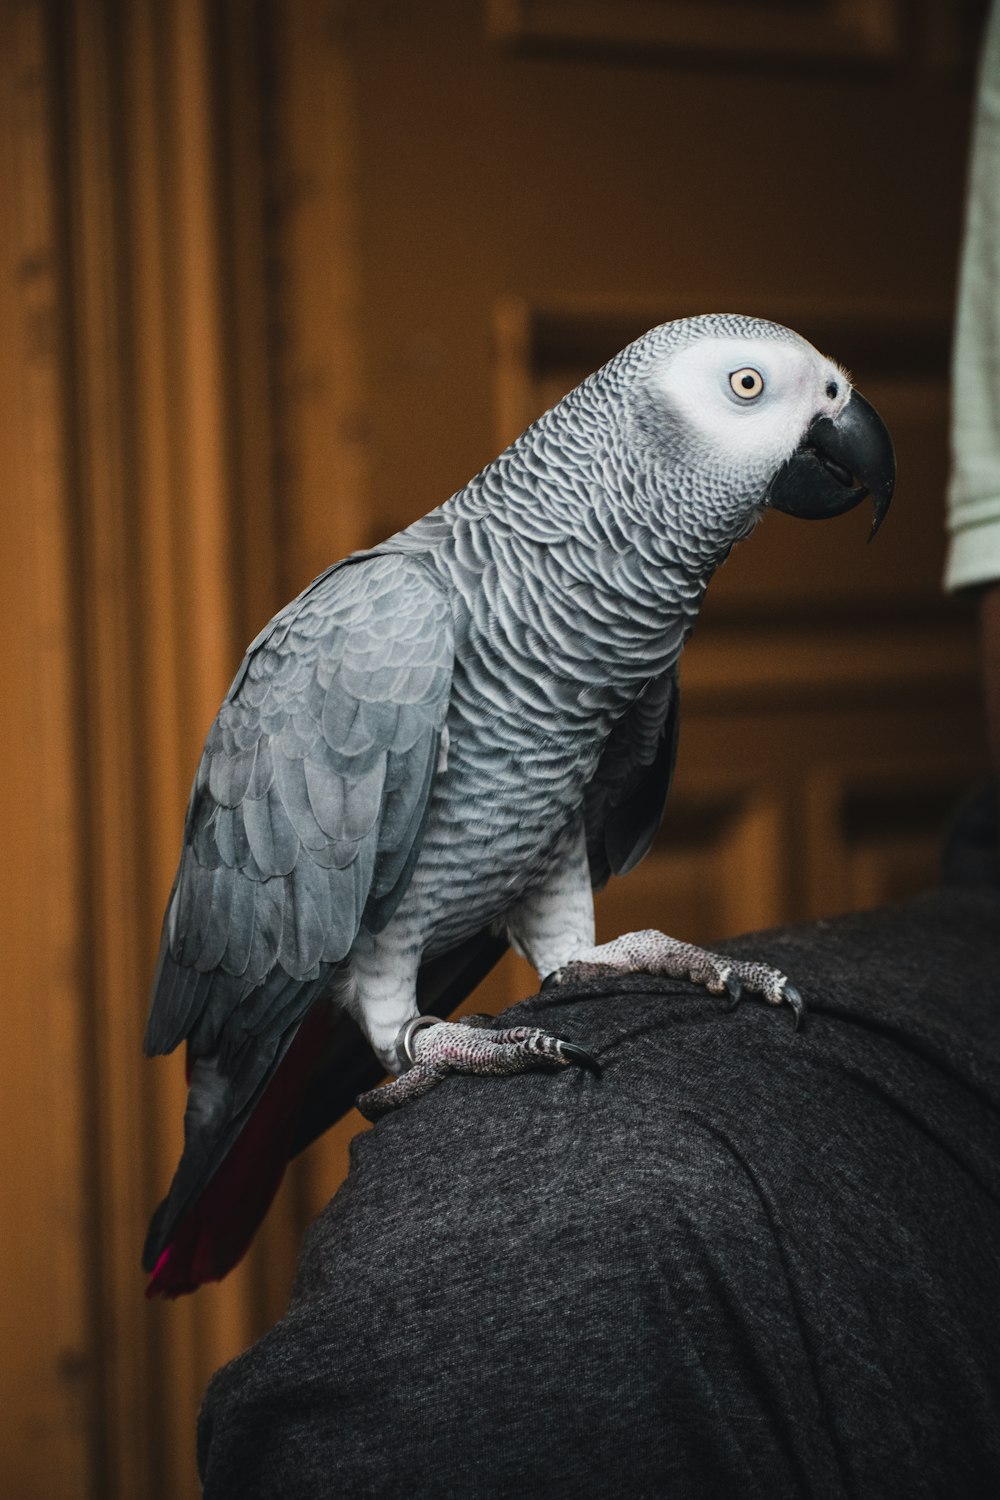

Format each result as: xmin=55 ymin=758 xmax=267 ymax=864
xmin=1 ymin=0 xmax=993 ymax=1494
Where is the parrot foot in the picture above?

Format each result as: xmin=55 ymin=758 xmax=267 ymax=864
xmin=356 ymin=1015 xmax=600 ymax=1121
xmin=549 ymin=930 xmax=805 ymax=1029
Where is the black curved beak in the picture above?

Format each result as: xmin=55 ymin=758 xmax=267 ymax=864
xmin=767 ymin=389 xmax=896 ymax=540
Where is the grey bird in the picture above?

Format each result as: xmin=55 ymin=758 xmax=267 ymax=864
xmin=142 ymin=313 xmax=895 ymax=1295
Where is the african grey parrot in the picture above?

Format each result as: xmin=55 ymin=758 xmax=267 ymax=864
xmin=142 ymin=314 xmax=894 ymax=1295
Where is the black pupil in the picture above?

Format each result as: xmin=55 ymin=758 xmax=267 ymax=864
xmin=827 ymin=381 xmax=838 ymax=398
xmin=741 ymin=373 xmax=756 ymax=389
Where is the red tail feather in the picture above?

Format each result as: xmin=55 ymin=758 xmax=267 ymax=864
xmin=146 ymin=1009 xmax=329 ymax=1298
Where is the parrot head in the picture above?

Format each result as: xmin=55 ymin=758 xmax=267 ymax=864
xmin=634 ymin=316 xmax=895 ymax=541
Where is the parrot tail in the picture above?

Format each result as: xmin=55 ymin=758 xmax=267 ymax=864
xmin=143 ymin=1007 xmax=330 ymax=1298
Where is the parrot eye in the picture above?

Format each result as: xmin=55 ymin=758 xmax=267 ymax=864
xmin=729 ymin=368 xmax=764 ymax=400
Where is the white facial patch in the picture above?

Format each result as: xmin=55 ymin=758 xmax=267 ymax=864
xmin=648 ymin=334 xmax=850 ymax=469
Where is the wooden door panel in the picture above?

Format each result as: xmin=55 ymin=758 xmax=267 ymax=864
xmin=489 ymin=0 xmax=907 ymax=63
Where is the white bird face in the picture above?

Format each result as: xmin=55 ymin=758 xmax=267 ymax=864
xmin=648 ymin=333 xmax=850 ymax=473
xmin=638 ymin=321 xmax=894 ymax=536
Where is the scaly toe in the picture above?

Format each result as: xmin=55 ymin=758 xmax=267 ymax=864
xmin=358 ymin=1017 xmax=599 ymax=1119
xmin=549 ymin=933 xmax=805 ymax=1030
xmin=356 ymin=1060 xmax=448 ymax=1121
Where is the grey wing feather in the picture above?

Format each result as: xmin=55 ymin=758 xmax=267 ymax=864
xmin=584 ymin=666 xmax=680 ymax=888
xmin=141 ymin=553 xmax=453 ymax=1264
xmin=144 ymin=552 xmax=454 ymax=1064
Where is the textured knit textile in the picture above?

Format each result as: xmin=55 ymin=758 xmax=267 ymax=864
xmin=947 ymin=0 xmax=1000 ymax=590
xmin=199 ymin=823 xmax=1000 ymax=1498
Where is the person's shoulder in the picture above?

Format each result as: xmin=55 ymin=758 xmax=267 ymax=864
xmin=199 ymin=881 xmax=1000 ymax=1500
xmin=299 ymin=881 xmax=1000 ymax=1273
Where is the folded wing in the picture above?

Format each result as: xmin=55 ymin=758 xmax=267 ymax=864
xmin=142 ymin=552 xmax=454 ymax=1275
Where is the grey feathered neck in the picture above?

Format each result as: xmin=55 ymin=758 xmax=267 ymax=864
xmin=399 ymin=314 xmax=800 ymax=635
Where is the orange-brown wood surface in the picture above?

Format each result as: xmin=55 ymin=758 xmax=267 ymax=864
xmin=0 ymin=1 xmax=991 ymax=1494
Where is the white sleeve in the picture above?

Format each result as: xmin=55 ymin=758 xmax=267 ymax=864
xmin=946 ymin=0 xmax=1000 ymax=592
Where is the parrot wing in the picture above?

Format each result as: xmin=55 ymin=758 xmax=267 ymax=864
xmin=141 ymin=551 xmax=454 ymax=1282
xmin=583 ymin=665 xmax=680 ymax=889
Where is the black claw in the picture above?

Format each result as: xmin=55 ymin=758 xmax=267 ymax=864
xmin=540 ymin=969 xmax=565 ymax=991
xmin=557 ymin=1039 xmax=602 ymax=1075
xmin=723 ymin=973 xmax=743 ymax=1008
xmin=783 ymin=984 xmax=806 ymax=1031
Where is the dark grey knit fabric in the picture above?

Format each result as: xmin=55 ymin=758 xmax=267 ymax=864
xmin=199 ymin=871 xmax=1000 ymax=1497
